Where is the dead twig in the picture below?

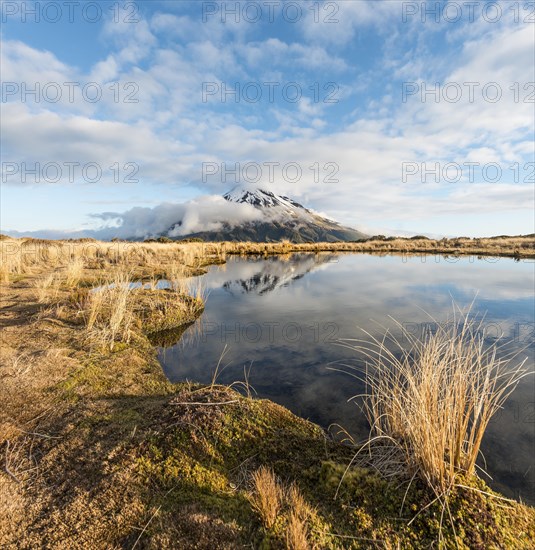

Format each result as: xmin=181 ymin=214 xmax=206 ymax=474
xmin=170 ymin=400 xmax=239 ymax=406
xmin=4 ymin=441 xmax=21 ymax=483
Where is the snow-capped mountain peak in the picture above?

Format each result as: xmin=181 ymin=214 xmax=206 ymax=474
xmin=223 ymin=186 xmax=306 ymax=211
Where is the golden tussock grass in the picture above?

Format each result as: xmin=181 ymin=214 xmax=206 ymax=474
xmin=63 ymin=257 xmax=84 ymax=287
xmin=32 ymin=272 xmax=61 ymax=303
xmin=85 ymin=271 xmax=135 ymax=349
xmin=249 ymin=466 xmax=284 ymax=529
xmin=345 ymin=308 xmax=531 ymax=497
xmin=285 ymin=484 xmax=313 ymax=550
xmin=287 ymin=484 xmax=313 ymax=520
xmin=285 ymin=510 xmax=309 ymax=550
xmin=82 ymin=268 xmax=205 ymax=350
xmin=248 ymin=467 xmax=314 ymax=548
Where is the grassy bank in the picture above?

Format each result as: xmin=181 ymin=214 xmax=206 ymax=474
xmin=1 ymin=240 xmax=534 ymax=548
xmin=1 ymin=234 xmax=534 ymax=284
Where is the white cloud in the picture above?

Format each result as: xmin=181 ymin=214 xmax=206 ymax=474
xmin=298 ymin=0 xmax=400 ymax=46
xmin=238 ymin=38 xmax=348 ymax=71
xmin=101 ymin=17 xmax=157 ymax=64
xmin=87 ymin=195 xmax=265 ymax=239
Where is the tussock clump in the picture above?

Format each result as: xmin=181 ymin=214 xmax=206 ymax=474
xmin=249 ymin=466 xmax=283 ymax=529
xmin=348 ymin=308 xmax=530 ymax=496
xmin=285 ymin=485 xmax=313 ymax=550
xmin=64 ymin=257 xmax=84 ymax=287
xmin=285 ymin=510 xmax=309 ymax=550
xmin=83 ymin=269 xmax=204 ymax=350
xmin=85 ymin=271 xmax=135 ymax=349
xmin=33 ymin=272 xmax=60 ymax=303
xmin=248 ymin=467 xmax=315 ymax=548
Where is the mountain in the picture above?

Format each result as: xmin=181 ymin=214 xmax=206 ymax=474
xmin=164 ymin=187 xmax=368 ymax=243
xmin=221 ymin=252 xmax=340 ymax=295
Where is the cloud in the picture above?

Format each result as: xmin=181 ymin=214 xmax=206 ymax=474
xmin=93 ymin=195 xmax=266 ymax=239
xmin=0 ymin=103 xmax=197 ymax=185
xmin=298 ymin=0 xmax=400 ymax=46
xmin=238 ymin=38 xmax=348 ymax=71
xmin=101 ymin=16 xmax=157 ymax=64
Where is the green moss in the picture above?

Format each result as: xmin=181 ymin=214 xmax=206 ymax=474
xmin=58 ymin=361 xmax=113 ymax=399
xmin=132 ymin=289 xmax=204 ymax=334
xmin=123 ymin=386 xmax=535 ymax=549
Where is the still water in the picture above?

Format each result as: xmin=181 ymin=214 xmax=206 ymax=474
xmin=157 ymin=253 xmax=535 ymax=503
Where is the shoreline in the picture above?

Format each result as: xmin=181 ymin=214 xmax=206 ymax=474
xmin=1 ymin=241 xmax=534 ymax=547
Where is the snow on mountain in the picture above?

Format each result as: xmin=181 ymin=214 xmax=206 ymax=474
xmin=223 ymin=186 xmax=306 ymax=211
xmin=163 ymin=187 xmax=369 ymax=243
xmin=221 ymin=186 xmax=332 ymax=226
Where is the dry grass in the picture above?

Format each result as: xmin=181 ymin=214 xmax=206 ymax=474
xmin=31 ymin=257 xmax=85 ymax=301
xmin=33 ymin=272 xmax=60 ymax=303
xmin=287 ymin=484 xmax=312 ymax=520
xmin=168 ymin=263 xmax=189 ymax=293
xmin=347 ymin=309 xmax=531 ymax=496
xmin=85 ymin=271 xmax=135 ymax=349
xmin=167 ymin=264 xmax=207 ymax=302
xmin=249 ymin=466 xmax=283 ymax=529
xmin=248 ymin=467 xmax=314 ymax=548
xmin=0 ymin=263 xmax=10 ymax=283
xmin=2 ymin=350 xmax=37 ymax=378
xmin=83 ymin=269 xmax=205 ymax=350
xmin=285 ymin=485 xmax=312 ymax=550
xmin=285 ymin=510 xmax=309 ymax=550
xmin=64 ymin=257 xmax=84 ymax=287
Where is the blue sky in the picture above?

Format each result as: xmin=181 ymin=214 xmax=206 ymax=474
xmin=1 ymin=0 xmax=534 ymax=237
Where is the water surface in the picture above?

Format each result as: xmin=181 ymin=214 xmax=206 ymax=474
xmin=158 ymin=253 xmax=535 ymax=503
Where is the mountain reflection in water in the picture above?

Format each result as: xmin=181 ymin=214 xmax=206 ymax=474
xmin=221 ymin=253 xmax=338 ymax=295
xmin=157 ymin=252 xmax=535 ymax=504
